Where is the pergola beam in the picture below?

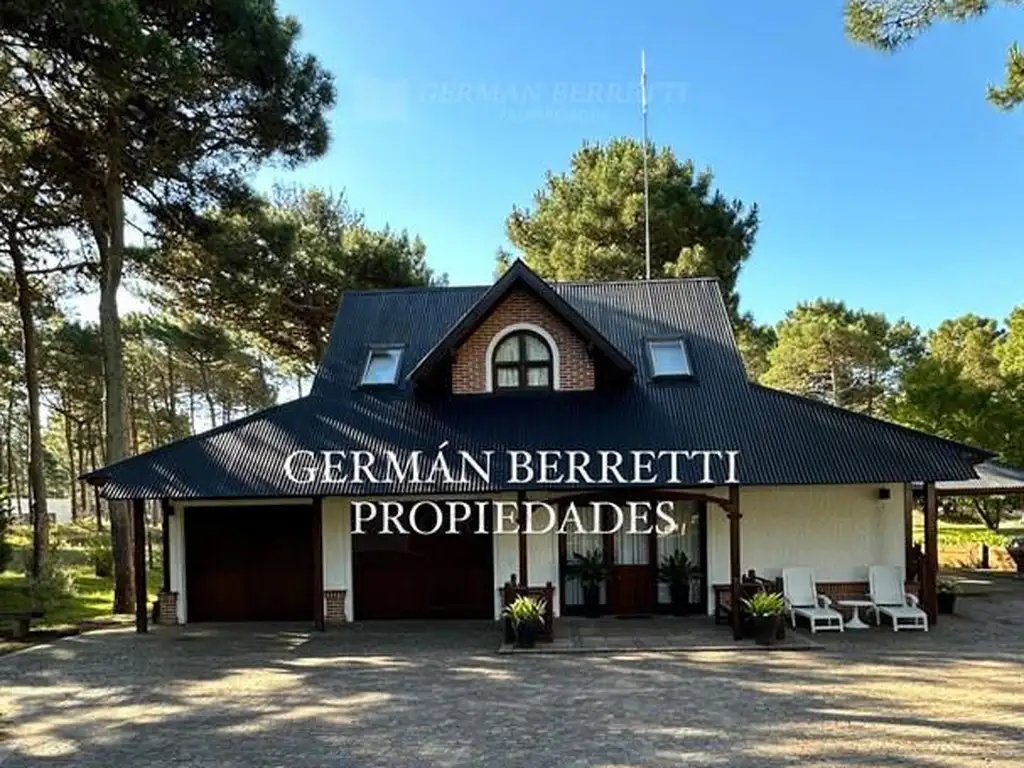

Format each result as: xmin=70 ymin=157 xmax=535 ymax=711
xmin=727 ymin=484 xmax=742 ymax=641
xmin=922 ymin=482 xmax=939 ymax=625
xmin=132 ymin=499 xmax=148 ymax=634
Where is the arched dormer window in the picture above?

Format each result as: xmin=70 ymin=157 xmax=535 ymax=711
xmin=490 ymin=329 xmax=554 ymax=390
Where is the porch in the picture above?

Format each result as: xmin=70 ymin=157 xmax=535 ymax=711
xmin=498 ymin=614 xmax=822 ymax=653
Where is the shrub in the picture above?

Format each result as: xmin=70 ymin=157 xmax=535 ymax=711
xmin=28 ymin=561 xmax=78 ymax=609
xmin=742 ymin=590 xmax=786 ymax=617
xmin=502 ymin=595 xmax=546 ymax=627
xmin=565 ymin=549 xmax=609 ymax=587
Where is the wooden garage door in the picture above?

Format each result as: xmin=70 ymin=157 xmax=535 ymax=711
xmin=186 ymin=505 xmax=315 ymax=622
xmin=353 ymin=506 xmax=493 ymax=620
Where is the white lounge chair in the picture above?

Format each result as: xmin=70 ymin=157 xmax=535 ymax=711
xmin=782 ymin=567 xmax=844 ymax=633
xmin=868 ymin=565 xmax=928 ymax=632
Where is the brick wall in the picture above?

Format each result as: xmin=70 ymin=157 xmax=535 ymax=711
xmin=159 ymin=591 xmax=179 ymax=625
xmin=325 ymin=589 xmax=347 ymax=624
xmin=451 ymin=289 xmax=595 ymax=394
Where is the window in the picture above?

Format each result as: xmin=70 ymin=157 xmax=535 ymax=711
xmin=648 ymin=339 xmax=692 ymax=378
xmin=491 ymin=331 xmax=553 ymax=390
xmin=361 ymin=346 xmax=403 ymax=385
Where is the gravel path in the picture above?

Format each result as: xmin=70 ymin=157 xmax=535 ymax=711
xmin=1 ymin=583 xmax=1022 ymax=767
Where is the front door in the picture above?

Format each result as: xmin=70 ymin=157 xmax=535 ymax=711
xmin=608 ymin=527 xmax=656 ymax=615
xmin=560 ymin=501 xmax=707 ymax=616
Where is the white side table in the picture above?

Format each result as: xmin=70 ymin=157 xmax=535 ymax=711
xmin=837 ymin=599 xmax=874 ymax=629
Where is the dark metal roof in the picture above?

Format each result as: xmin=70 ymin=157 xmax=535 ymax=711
xmin=931 ymin=461 xmax=1024 ymax=496
xmin=407 ymin=260 xmax=634 ymax=385
xmin=86 ymin=276 xmax=992 ymax=499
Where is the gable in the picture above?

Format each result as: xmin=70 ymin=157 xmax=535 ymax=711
xmin=408 ymin=260 xmax=634 ymax=392
xmin=451 ymin=289 xmax=596 ymax=393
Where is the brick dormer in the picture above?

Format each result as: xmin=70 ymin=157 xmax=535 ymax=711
xmin=451 ymin=289 xmax=596 ymax=394
xmin=407 ymin=260 xmax=634 ymax=395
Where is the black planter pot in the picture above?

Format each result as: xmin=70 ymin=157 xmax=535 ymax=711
xmin=752 ymin=615 xmax=781 ymax=646
xmin=515 ymin=620 xmax=537 ymax=648
xmin=937 ymin=592 xmax=956 ymax=615
xmin=1009 ymin=550 xmax=1024 ymax=577
xmin=503 ymin=617 xmax=516 ymax=644
xmin=582 ymin=584 xmax=601 ymax=618
xmin=669 ymin=581 xmax=690 ymax=616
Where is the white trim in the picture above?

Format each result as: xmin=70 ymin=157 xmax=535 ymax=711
xmin=484 ymin=322 xmax=561 ymax=392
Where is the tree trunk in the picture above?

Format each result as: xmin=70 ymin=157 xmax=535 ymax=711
xmin=96 ymin=165 xmax=135 ymax=613
xmin=165 ymin=341 xmax=178 ymax=437
xmin=10 ymin=225 xmax=49 ymax=577
xmin=76 ymin=420 xmax=87 ymax=517
xmin=199 ymin=363 xmax=217 ymax=429
xmin=5 ymin=394 xmax=15 ymax=517
xmin=63 ymin=405 xmax=77 ymax=521
xmin=87 ymin=421 xmax=103 ymax=532
xmin=128 ymin=390 xmax=140 ymax=454
xmin=6 ymin=393 xmax=21 ymax=518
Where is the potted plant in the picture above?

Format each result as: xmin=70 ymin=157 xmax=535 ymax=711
xmin=937 ymin=576 xmax=959 ymax=614
xmin=658 ymin=550 xmax=694 ymax=616
xmin=1007 ymin=536 xmax=1024 ymax=578
xmin=565 ymin=549 xmax=609 ymax=618
xmin=501 ymin=595 xmax=546 ymax=648
xmin=742 ymin=590 xmax=786 ymax=646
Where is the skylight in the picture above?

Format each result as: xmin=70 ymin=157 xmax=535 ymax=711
xmin=361 ymin=346 xmax=403 ymax=386
xmin=648 ymin=339 xmax=692 ymax=378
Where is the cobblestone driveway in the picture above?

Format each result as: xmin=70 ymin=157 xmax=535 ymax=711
xmin=2 ymin=584 xmax=1023 ymax=767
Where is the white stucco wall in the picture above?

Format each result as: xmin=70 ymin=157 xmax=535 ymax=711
xmin=167 ymin=486 xmax=903 ymax=623
xmin=322 ymin=498 xmax=354 ymax=621
xmin=168 ymin=506 xmax=186 ymax=624
xmin=705 ymin=484 xmax=904 ymax=612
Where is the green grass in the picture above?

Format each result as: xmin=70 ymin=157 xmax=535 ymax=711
xmin=0 ymin=567 xmax=162 ymax=630
xmin=911 ymin=512 xmax=1024 ymax=547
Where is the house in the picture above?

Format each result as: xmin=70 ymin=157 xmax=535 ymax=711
xmin=84 ymin=261 xmax=990 ymax=635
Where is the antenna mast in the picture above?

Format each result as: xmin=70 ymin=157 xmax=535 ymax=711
xmin=641 ymin=50 xmax=652 ymax=280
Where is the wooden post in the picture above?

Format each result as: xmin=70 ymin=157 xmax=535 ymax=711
xmin=517 ymin=491 xmax=528 ymax=586
xmin=922 ymin=482 xmax=938 ymax=624
xmin=903 ymin=483 xmax=914 ymax=577
xmin=132 ymin=498 xmax=148 ymax=634
xmin=312 ymin=497 xmax=325 ymax=631
xmin=728 ymin=484 xmax=742 ymax=641
xmin=160 ymin=499 xmax=171 ymax=594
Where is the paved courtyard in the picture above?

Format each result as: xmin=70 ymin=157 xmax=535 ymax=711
xmin=2 ymin=580 xmax=1023 ymax=767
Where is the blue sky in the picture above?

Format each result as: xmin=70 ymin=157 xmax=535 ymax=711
xmin=264 ymin=0 xmax=1024 ymax=331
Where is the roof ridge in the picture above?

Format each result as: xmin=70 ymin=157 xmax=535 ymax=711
xmin=341 ymin=275 xmax=722 ymax=298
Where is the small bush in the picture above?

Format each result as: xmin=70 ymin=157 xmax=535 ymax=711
xmin=742 ymin=590 xmax=786 ymax=617
xmin=28 ymin=561 xmax=78 ymax=609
